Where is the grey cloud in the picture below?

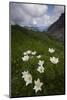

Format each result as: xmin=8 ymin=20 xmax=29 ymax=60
xmin=22 ymin=4 xmax=48 ymax=17
xmin=10 ymin=3 xmax=64 ymax=30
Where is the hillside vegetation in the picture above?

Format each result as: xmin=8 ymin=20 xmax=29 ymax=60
xmin=11 ymin=25 xmax=65 ymax=97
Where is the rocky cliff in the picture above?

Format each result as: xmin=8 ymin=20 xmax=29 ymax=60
xmin=48 ymin=13 xmax=65 ymax=41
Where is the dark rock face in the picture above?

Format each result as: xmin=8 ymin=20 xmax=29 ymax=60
xmin=48 ymin=13 xmax=65 ymax=41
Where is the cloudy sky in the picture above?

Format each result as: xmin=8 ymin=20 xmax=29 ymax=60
xmin=10 ymin=2 xmax=64 ymax=31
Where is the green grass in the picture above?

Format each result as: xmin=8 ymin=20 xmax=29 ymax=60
xmin=11 ymin=25 xmax=65 ymax=97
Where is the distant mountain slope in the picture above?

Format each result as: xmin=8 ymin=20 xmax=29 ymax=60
xmin=11 ymin=25 xmax=49 ymax=41
xmin=47 ymin=13 xmax=65 ymax=41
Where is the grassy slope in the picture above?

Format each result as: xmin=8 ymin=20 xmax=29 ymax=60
xmin=11 ymin=25 xmax=65 ymax=97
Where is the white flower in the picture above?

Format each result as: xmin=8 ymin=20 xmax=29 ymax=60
xmin=38 ymin=60 xmax=44 ymax=66
xmin=31 ymin=51 xmax=37 ymax=55
xmin=37 ymin=55 xmax=41 ymax=59
xmin=50 ymin=57 xmax=59 ymax=64
xmin=33 ymin=78 xmax=43 ymax=93
xmin=22 ymin=71 xmax=32 ymax=86
xmin=22 ymin=55 xmax=29 ymax=61
xmin=37 ymin=66 xmax=44 ymax=73
xmin=23 ymin=52 xmax=27 ymax=55
xmin=26 ymin=50 xmax=32 ymax=54
xmin=48 ymin=48 xmax=55 ymax=53
xmin=22 ymin=71 xmax=29 ymax=78
xmin=24 ymin=74 xmax=32 ymax=86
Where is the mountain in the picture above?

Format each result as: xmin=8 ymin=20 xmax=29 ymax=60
xmin=23 ymin=26 xmax=47 ymax=32
xmin=47 ymin=13 xmax=65 ymax=41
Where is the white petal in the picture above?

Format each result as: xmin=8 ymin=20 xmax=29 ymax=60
xmin=33 ymin=78 xmax=43 ymax=93
xmin=50 ymin=57 xmax=59 ymax=64
xmin=37 ymin=55 xmax=41 ymax=59
xmin=26 ymin=50 xmax=32 ymax=54
xmin=22 ymin=55 xmax=29 ymax=61
xmin=23 ymin=52 xmax=27 ymax=55
xmin=38 ymin=60 xmax=44 ymax=66
xmin=37 ymin=66 xmax=44 ymax=73
xmin=48 ymin=48 xmax=55 ymax=53
xmin=31 ymin=51 xmax=37 ymax=55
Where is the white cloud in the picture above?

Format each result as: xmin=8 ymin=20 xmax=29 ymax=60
xmin=22 ymin=4 xmax=48 ymax=17
xmin=10 ymin=3 xmax=64 ymax=31
xmin=10 ymin=3 xmax=32 ymax=26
